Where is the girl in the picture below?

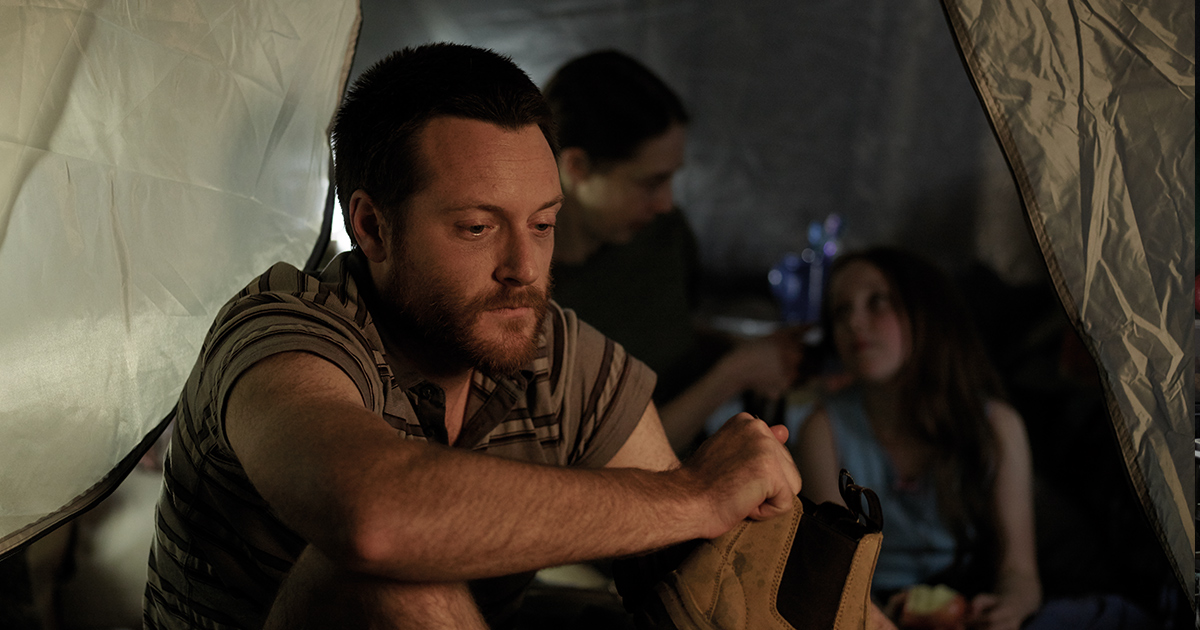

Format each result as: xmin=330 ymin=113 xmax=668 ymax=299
xmin=793 ymin=247 xmax=1041 ymax=630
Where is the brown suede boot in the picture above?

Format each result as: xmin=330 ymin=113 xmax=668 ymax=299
xmin=629 ymin=471 xmax=884 ymax=630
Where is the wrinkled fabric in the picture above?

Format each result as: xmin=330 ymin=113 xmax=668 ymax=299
xmin=941 ymin=0 xmax=1195 ymax=602
xmin=0 ymin=0 xmax=360 ymax=556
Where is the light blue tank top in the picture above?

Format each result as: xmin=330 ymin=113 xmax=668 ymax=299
xmin=825 ymin=386 xmax=957 ymax=593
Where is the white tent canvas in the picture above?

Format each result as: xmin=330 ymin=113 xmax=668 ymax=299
xmin=0 ymin=0 xmax=359 ymax=555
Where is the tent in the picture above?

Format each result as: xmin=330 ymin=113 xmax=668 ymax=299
xmin=942 ymin=0 xmax=1195 ymax=608
xmin=1 ymin=0 xmax=1193 ymax=620
xmin=0 ymin=0 xmax=359 ymax=555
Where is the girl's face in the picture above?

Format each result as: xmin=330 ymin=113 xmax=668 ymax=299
xmin=828 ymin=260 xmax=911 ymax=384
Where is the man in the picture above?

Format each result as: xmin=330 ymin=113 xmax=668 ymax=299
xmin=144 ymin=43 xmax=800 ymax=629
xmin=545 ymin=51 xmax=803 ymax=453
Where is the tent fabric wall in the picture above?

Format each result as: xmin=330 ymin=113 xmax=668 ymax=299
xmin=1 ymin=0 xmax=1190 ymax=612
xmin=345 ymin=0 xmax=1032 ymax=284
xmin=0 ymin=0 xmax=361 ymax=558
xmin=940 ymin=0 xmax=1195 ymax=604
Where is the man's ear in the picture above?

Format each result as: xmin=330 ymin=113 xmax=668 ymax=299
xmin=558 ymin=147 xmax=593 ymax=188
xmin=347 ymin=190 xmax=389 ymax=262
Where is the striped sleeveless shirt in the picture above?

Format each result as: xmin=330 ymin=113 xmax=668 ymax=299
xmin=144 ymin=251 xmax=655 ymax=629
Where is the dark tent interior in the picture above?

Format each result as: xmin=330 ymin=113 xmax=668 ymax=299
xmin=0 ymin=1 xmax=1192 ymax=628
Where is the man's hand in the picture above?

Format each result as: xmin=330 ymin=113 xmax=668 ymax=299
xmin=676 ymin=413 xmax=802 ymax=538
xmin=658 ymin=325 xmax=811 ymax=451
xmin=720 ymin=329 xmax=805 ymax=400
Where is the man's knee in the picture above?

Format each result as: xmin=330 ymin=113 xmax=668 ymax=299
xmin=361 ymin=580 xmax=486 ymax=630
xmin=266 ymin=547 xmax=486 ymax=630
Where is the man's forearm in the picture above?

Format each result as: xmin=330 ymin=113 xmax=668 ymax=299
xmin=228 ymin=353 xmax=800 ymax=586
xmin=659 ymin=359 xmax=746 ymax=451
xmin=275 ymin=406 xmax=795 ymax=585
xmin=337 ymin=440 xmax=710 ymax=581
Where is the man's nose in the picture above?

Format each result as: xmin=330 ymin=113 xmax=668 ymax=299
xmin=496 ymin=230 xmax=539 ymax=287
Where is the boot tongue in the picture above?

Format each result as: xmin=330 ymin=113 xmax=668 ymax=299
xmin=776 ymin=500 xmax=863 ymax=629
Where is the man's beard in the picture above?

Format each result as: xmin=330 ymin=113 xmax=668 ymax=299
xmin=379 ymin=254 xmax=551 ymax=379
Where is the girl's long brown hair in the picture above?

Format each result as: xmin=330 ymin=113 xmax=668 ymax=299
xmin=822 ymin=247 xmax=1006 ymax=592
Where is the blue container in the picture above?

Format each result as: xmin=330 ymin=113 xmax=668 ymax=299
xmin=771 ymin=214 xmax=843 ymax=324
xmin=769 ymin=251 xmax=813 ymax=323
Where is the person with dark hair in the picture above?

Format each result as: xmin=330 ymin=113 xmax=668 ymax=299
xmin=545 ymin=50 xmax=802 ymax=454
xmin=144 ymin=43 xmax=801 ymax=630
xmin=792 ymin=247 xmax=1042 ymax=630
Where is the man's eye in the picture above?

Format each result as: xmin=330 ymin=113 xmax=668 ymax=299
xmin=466 ymin=225 xmax=487 ymax=235
xmin=534 ymin=223 xmax=555 ymax=233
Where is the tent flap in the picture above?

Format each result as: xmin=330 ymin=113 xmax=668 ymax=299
xmin=940 ymin=0 xmax=1195 ymax=604
xmin=0 ymin=0 xmax=361 ymax=558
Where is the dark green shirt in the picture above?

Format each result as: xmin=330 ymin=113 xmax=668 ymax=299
xmin=552 ymin=209 xmax=713 ymax=405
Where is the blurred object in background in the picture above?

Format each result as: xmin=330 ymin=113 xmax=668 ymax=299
xmin=769 ymin=213 xmax=843 ymax=325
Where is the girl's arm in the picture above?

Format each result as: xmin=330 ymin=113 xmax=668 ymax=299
xmin=791 ymin=406 xmax=897 ymax=630
xmin=968 ymin=400 xmax=1042 ymax=630
xmin=790 ymin=406 xmax=845 ymax=506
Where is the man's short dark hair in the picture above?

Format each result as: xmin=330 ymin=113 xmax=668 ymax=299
xmin=543 ymin=50 xmax=689 ymax=172
xmin=332 ymin=43 xmax=557 ymax=246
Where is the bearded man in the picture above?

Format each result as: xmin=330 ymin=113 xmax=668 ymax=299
xmin=144 ymin=43 xmax=800 ymax=630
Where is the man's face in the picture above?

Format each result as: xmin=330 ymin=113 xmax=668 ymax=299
xmin=571 ymin=123 xmax=686 ymax=245
xmin=379 ymin=117 xmax=562 ymax=376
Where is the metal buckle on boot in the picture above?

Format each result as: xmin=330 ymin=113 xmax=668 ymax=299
xmin=838 ymin=469 xmax=883 ymax=533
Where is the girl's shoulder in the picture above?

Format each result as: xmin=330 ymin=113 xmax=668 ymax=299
xmin=984 ymin=398 xmax=1030 ymax=449
xmin=820 ymin=383 xmax=867 ymax=422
